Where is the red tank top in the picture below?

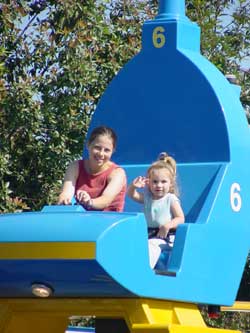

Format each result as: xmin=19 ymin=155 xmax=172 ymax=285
xmin=75 ymin=160 xmax=126 ymax=212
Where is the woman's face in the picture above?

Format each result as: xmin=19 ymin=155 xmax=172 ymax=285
xmin=88 ymin=134 xmax=114 ymax=168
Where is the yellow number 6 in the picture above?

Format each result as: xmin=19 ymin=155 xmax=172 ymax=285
xmin=152 ymin=26 xmax=166 ymax=48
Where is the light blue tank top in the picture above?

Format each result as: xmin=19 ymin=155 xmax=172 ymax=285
xmin=144 ymin=190 xmax=179 ymax=228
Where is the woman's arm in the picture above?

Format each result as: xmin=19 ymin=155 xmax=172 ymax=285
xmin=87 ymin=167 xmax=127 ymax=210
xmin=127 ymin=176 xmax=146 ymax=203
xmin=58 ymin=160 xmax=79 ymax=205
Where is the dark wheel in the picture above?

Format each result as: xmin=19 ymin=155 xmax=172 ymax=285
xmin=95 ymin=318 xmax=129 ymax=333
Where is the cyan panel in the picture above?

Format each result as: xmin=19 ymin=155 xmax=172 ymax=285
xmin=0 ymin=0 xmax=250 ymax=308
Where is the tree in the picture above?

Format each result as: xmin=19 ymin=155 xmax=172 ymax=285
xmin=0 ymin=0 xmax=149 ymax=211
xmin=0 ymin=0 xmax=249 ymax=212
xmin=186 ymin=0 xmax=250 ymax=119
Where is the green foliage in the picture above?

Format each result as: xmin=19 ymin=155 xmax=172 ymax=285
xmin=0 ymin=0 xmax=249 ymax=212
xmin=186 ymin=0 xmax=250 ymax=117
xmin=69 ymin=315 xmax=95 ymax=328
xmin=237 ymin=255 xmax=250 ymax=301
xmin=0 ymin=0 xmax=150 ymax=211
xmin=201 ymin=306 xmax=250 ymax=332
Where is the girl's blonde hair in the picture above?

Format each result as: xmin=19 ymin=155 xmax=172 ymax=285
xmin=147 ymin=152 xmax=179 ymax=196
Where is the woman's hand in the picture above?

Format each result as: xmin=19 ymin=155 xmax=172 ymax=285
xmin=58 ymin=192 xmax=72 ymax=205
xmin=76 ymin=190 xmax=92 ymax=206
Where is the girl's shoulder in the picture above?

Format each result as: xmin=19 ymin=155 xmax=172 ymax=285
xmin=167 ymin=192 xmax=180 ymax=203
xmin=143 ymin=187 xmax=152 ymax=202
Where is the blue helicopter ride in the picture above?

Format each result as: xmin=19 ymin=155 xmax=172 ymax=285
xmin=0 ymin=1 xmax=249 ymax=332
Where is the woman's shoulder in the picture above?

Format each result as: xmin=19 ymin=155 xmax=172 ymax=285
xmin=69 ymin=159 xmax=82 ymax=165
xmin=107 ymin=161 xmax=124 ymax=172
xmin=109 ymin=162 xmax=126 ymax=176
xmin=67 ymin=159 xmax=86 ymax=176
xmin=109 ymin=161 xmax=122 ymax=169
xmin=68 ymin=159 xmax=82 ymax=170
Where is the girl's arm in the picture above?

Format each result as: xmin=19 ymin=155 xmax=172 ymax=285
xmin=58 ymin=160 xmax=79 ymax=205
xmin=158 ymin=200 xmax=185 ymax=238
xmin=127 ymin=176 xmax=146 ymax=203
xmin=84 ymin=167 xmax=126 ymax=210
xmin=168 ymin=200 xmax=185 ymax=229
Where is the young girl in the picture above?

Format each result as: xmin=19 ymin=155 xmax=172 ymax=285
xmin=127 ymin=152 xmax=185 ymax=269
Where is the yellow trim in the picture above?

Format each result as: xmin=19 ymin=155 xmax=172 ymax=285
xmin=0 ymin=242 xmax=95 ymax=259
xmin=0 ymin=298 xmax=240 ymax=333
xmin=221 ymin=301 xmax=250 ymax=312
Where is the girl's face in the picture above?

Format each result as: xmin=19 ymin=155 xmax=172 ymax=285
xmin=88 ymin=134 xmax=114 ymax=169
xmin=148 ymin=168 xmax=172 ymax=199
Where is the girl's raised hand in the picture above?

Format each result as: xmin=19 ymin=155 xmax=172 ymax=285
xmin=132 ymin=176 xmax=148 ymax=188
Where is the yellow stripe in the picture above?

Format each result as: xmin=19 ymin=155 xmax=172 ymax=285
xmin=0 ymin=242 xmax=96 ymax=260
xmin=221 ymin=301 xmax=250 ymax=312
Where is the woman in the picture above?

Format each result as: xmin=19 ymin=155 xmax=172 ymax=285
xmin=58 ymin=126 xmax=126 ymax=211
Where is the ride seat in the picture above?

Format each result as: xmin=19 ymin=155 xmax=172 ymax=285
xmin=123 ymin=162 xmax=226 ymax=271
